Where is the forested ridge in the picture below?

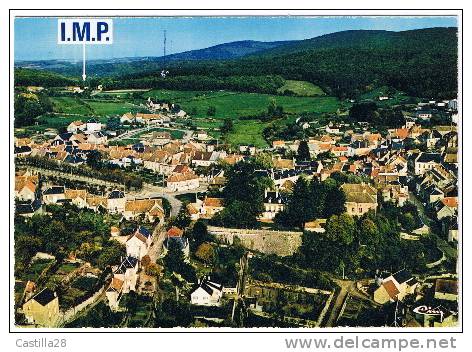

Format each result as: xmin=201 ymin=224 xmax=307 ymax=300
xmin=15 ymin=27 xmax=458 ymax=99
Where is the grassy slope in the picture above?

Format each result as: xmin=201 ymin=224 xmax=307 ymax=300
xmin=144 ymin=89 xmax=341 ymax=119
xmin=277 ymin=80 xmax=326 ymax=97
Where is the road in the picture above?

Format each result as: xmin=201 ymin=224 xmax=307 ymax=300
xmin=148 ymin=224 xmax=167 ymax=262
xmin=232 ymin=252 xmax=250 ymax=324
xmin=408 ymin=192 xmax=457 ymax=260
xmin=22 ymin=165 xmax=189 ymax=218
xmin=324 ymin=280 xmax=353 ymax=327
xmin=109 ymin=126 xmax=193 ymax=143
xmin=323 ymin=279 xmax=373 ymax=327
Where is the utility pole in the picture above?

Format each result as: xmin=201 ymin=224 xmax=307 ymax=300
xmin=163 ymin=30 xmax=167 ymax=57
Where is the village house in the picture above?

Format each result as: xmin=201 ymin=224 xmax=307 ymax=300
xmin=414 ymin=152 xmax=442 ymax=175
xmin=166 ymin=172 xmax=200 ymax=192
xmin=135 ymin=113 xmax=163 ymax=125
xmin=107 ymin=190 xmax=126 ymax=214
xmin=123 ymin=198 xmax=165 ymax=223
xmin=341 ymin=183 xmax=378 ymax=216
xmin=434 ymin=197 xmax=458 ymax=220
xmin=126 ymin=226 xmax=153 ymax=260
xmin=15 ymin=174 xmax=38 ymax=201
xmin=190 ymin=276 xmax=224 ymax=306
xmin=374 ymin=269 xmax=418 ymax=304
xmin=187 ymin=196 xmax=224 ymax=220
xmin=149 ymin=131 xmax=172 ymax=146
xmin=163 ymin=227 xmax=189 ymax=259
xmin=260 ymin=189 xmax=288 ymax=221
xmin=192 ymin=150 xmax=226 ymax=167
xmin=195 ymin=130 xmax=209 ymax=141
xmin=272 ymin=140 xmax=286 ymax=149
xmin=52 ymin=132 xmax=73 ymax=146
xmin=381 ymin=183 xmax=409 ymax=207
xmin=22 ymin=288 xmax=59 ymax=327
xmin=198 ymin=197 xmax=225 ymax=219
xmin=42 ymin=186 xmax=66 ymax=205
xmin=85 ymin=118 xmax=102 ymax=133
xmin=348 ymin=140 xmax=372 ymax=156
xmin=142 ymin=151 xmax=172 ymax=174
xmin=106 ymin=277 xmax=124 ymax=311
xmin=112 ymin=256 xmax=139 ymax=293
xmin=64 ymin=189 xmax=88 ymax=208
xmin=87 ymin=131 xmax=108 ymax=145
xmin=85 ymin=195 xmax=108 ymax=213
xmin=67 ymin=120 xmax=86 ymax=133
xmin=120 ymin=113 xmax=135 ymax=124
xmin=331 ymin=146 xmax=349 ymax=157
xmin=304 ymin=218 xmax=327 ymax=233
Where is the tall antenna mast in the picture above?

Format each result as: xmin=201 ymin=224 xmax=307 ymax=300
xmin=163 ymin=30 xmax=167 ymax=57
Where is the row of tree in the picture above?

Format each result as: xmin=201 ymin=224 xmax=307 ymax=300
xmin=211 ymin=159 xmax=273 ymax=228
xmin=275 ymin=176 xmax=346 ymax=229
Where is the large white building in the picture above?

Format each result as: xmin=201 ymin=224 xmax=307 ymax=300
xmin=190 ymin=276 xmax=224 ymax=306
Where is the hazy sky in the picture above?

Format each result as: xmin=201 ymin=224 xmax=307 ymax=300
xmin=14 ymin=16 xmax=457 ymax=61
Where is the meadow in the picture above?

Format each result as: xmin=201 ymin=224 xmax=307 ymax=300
xmin=143 ymin=89 xmax=342 ymax=119
xmin=276 ymin=80 xmax=326 ymax=97
xmin=50 ymin=97 xmax=140 ymax=117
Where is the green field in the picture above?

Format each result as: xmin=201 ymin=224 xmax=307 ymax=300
xmin=358 ymin=86 xmax=418 ymax=106
xmin=51 ymin=97 xmax=93 ymax=115
xmin=277 ymin=80 xmax=326 ymax=97
xmin=226 ymin=120 xmax=269 ymax=148
xmin=51 ymin=97 xmax=139 ymax=117
xmin=143 ymin=89 xmax=344 ymax=148
xmin=85 ymin=100 xmax=138 ymax=116
xmin=143 ymin=89 xmax=341 ymax=119
xmin=39 ymin=114 xmax=108 ymax=128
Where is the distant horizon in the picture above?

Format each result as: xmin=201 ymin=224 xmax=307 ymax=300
xmin=14 ymin=17 xmax=457 ymax=61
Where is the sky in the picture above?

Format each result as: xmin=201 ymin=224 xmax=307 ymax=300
xmin=14 ymin=16 xmax=458 ymax=61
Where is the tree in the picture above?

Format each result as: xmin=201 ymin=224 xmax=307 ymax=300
xmin=141 ymin=254 xmax=151 ymax=268
xmin=106 ymin=116 xmax=121 ymax=130
xmin=252 ymin=152 xmax=274 ymax=169
xmin=195 ymin=242 xmax=215 ymax=264
xmin=322 ymin=181 xmax=346 ymax=218
xmin=207 ymin=106 xmax=216 ymax=116
xmin=325 ymin=213 xmax=356 ymax=245
xmin=146 ymin=263 xmax=163 ymax=277
xmin=86 ymin=150 xmax=103 ymax=169
xmin=267 ymin=98 xmax=283 ymax=118
xmin=164 ymin=240 xmax=186 ymax=273
xmin=214 ymin=160 xmax=273 ymax=227
xmin=221 ymin=118 xmax=233 ymax=134
xmin=297 ymin=140 xmax=311 ymax=161
xmin=275 ymin=177 xmax=314 ymax=228
xmin=169 ymin=207 xmax=191 ymax=229
xmin=164 ymin=240 xmax=196 ymax=282
xmin=191 ymin=220 xmax=209 ymax=246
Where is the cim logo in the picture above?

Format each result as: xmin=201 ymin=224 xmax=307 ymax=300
xmin=58 ymin=19 xmax=113 ymax=45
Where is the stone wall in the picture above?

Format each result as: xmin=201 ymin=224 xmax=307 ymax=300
xmin=208 ymin=226 xmax=303 ymax=257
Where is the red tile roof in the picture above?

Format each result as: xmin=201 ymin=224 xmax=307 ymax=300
xmin=167 ymin=226 xmax=184 ymax=237
xmin=441 ymin=197 xmax=458 ymax=208
xmin=383 ymin=279 xmax=400 ymax=299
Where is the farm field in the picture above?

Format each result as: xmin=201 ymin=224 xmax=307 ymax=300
xmin=143 ymin=89 xmax=342 ymax=119
xmin=85 ymin=100 xmax=139 ymax=116
xmin=51 ymin=97 xmax=140 ymax=117
xmin=358 ymin=86 xmax=418 ymax=107
xmin=277 ymin=80 xmax=326 ymax=97
xmin=226 ymin=120 xmax=269 ymax=148
xmin=50 ymin=97 xmax=93 ymax=115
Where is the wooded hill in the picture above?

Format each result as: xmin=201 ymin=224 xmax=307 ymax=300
xmin=15 ymin=27 xmax=458 ymax=99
